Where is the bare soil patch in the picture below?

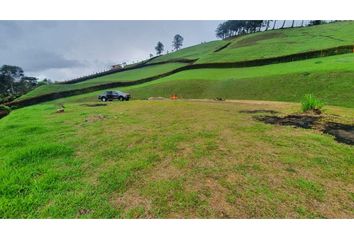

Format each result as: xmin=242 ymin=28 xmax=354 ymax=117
xmin=256 ymin=114 xmax=321 ymax=129
xmin=85 ymin=114 xmax=106 ymax=123
xmin=255 ymin=114 xmax=354 ymax=145
xmin=323 ymin=122 xmax=354 ymax=145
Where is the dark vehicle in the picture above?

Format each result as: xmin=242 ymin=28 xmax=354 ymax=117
xmin=98 ymin=90 xmax=131 ymax=102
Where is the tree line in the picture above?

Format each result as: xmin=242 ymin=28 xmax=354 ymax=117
xmin=0 ymin=65 xmax=51 ymax=103
xmin=215 ymin=20 xmax=330 ymax=39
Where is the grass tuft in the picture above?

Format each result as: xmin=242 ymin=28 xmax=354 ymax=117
xmin=301 ymin=94 xmax=324 ymax=112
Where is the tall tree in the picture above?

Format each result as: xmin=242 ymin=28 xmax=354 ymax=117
xmin=172 ymin=34 xmax=184 ymax=51
xmin=272 ymin=20 xmax=277 ymax=30
xmin=155 ymin=41 xmax=164 ymax=55
xmin=309 ymin=20 xmax=324 ymax=26
xmin=0 ymin=65 xmax=24 ymax=95
xmin=280 ymin=20 xmax=286 ymax=29
xmin=291 ymin=20 xmax=295 ymax=28
xmin=0 ymin=65 xmax=38 ymax=102
xmin=215 ymin=20 xmax=265 ymax=39
xmin=301 ymin=20 xmax=304 ymax=27
xmin=265 ymin=20 xmax=271 ymax=31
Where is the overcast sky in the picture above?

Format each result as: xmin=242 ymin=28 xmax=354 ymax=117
xmin=0 ymin=20 xmax=309 ymax=82
xmin=0 ymin=21 xmax=223 ymax=81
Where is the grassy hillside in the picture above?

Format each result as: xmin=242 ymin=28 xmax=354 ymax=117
xmin=15 ymin=21 xmax=354 ymax=107
xmin=148 ymin=40 xmax=228 ymax=63
xmin=1 ymin=100 xmax=353 ymax=218
xmin=51 ymin=54 xmax=354 ymax=108
xmin=20 ymin=63 xmax=188 ymax=100
xmin=152 ymin=21 xmax=354 ymax=64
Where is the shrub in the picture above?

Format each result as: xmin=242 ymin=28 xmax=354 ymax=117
xmin=0 ymin=105 xmax=11 ymax=113
xmin=301 ymin=94 xmax=324 ymax=113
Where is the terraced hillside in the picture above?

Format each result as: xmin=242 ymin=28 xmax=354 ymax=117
xmin=151 ymin=21 xmax=354 ymax=63
xmin=13 ymin=21 xmax=354 ymax=107
xmin=20 ymin=63 xmax=189 ymax=100
xmin=49 ymin=54 xmax=354 ymax=108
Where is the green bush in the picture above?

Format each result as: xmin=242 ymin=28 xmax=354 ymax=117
xmin=0 ymin=105 xmax=11 ymax=113
xmin=301 ymin=94 xmax=324 ymax=112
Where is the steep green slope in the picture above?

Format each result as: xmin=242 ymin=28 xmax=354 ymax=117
xmin=19 ymin=63 xmax=188 ymax=100
xmin=148 ymin=40 xmax=228 ymax=63
xmin=151 ymin=21 xmax=354 ymax=64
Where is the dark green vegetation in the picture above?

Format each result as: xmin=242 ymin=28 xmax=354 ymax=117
xmin=0 ymin=65 xmax=44 ymax=103
xmin=0 ymin=100 xmax=353 ymax=218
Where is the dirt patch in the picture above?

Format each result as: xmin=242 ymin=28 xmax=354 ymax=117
xmin=148 ymin=97 xmax=169 ymax=101
xmin=256 ymin=114 xmax=321 ymax=129
xmin=85 ymin=114 xmax=106 ymax=123
xmin=81 ymin=103 xmax=107 ymax=107
xmin=232 ymin=32 xmax=285 ymax=48
xmin=239 ymin=109 xmax=279 ymax=115
xmin=255 ymin=114 xmax=354 ymax=145
xmin=77 ymin=209 xmax=91 ymax=216
xmin=323 ymin=122 xmax=354 ymax=145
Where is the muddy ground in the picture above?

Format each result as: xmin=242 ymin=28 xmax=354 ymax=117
xmin=253 ymin=111 xmax=354 ymax=145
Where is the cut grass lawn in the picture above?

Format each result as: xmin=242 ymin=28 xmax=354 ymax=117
xmin=19 ymin=63 xmax=189 ymax=100
xmin=0 ymin=100 xmax=353 ymax=218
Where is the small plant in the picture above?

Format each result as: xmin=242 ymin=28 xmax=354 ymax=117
xmin=301 ymin=94 xmax=324 ymax=113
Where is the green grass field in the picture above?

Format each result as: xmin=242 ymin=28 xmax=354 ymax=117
xmin=1 ymin=100 xmax=353 ymax=218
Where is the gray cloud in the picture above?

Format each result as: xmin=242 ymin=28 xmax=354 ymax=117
xmin=20 ymin=50 xmax=85 ymax=72
xmin=0 ymin=21 xmax=221 ymax=81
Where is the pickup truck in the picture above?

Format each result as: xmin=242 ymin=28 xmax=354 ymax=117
xmin=98 ymin=90 xmax=131 ymax=102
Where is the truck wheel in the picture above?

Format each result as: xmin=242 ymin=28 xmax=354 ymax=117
xmin=101 ymin=97 xmax=107 ymax=102
xmin=118 ymin=96 xmax=124 ymax=101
